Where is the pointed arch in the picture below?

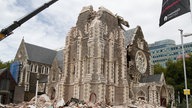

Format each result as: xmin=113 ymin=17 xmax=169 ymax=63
xmin=147 ymin=86 xmax=150 ymax=102
xmin=160 ymin=85 xmax=167 ymax=107
xmin=137 ymin=90 xmax=146 ymax=100
xmin=49 ymin=87 xmax=56 ymax=100
xmin=83 ymin=55 xmax=88 ymax=74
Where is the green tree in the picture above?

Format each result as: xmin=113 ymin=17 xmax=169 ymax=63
xmin=164 ymin=54 xmax=192 ymax=105
xmin=154 ymin=63 xmax=166 ymax=74
xmin=0 ymin=60 xmax=13 ymax=69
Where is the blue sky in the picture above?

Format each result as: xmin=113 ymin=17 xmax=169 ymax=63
xmin=1 ymin=0 xmax=192 ymax=62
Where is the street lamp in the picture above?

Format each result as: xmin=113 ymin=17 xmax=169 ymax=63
xmin=35 ymin=73 xmax=40 ymax=108
xmin=178 ymin=29 xmax=192 ymax=108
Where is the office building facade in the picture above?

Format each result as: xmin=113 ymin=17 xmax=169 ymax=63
xmin=149 ymin=39 xmax=192 ymax=67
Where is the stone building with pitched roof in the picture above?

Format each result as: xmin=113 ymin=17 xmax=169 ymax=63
xmin=13 ymin=6 xmax=174 ymax=107
xmin=0 ymin=68 xmax=16 ymax=104
xmin=14 ymin=39 xmax=63 ymax=101
xmin=125 ymin=26 xmax=175 ymax=107
xmin=58 ymin=6 xmax=175 ymax=107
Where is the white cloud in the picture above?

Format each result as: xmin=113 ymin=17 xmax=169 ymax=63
xmin=1 ymin=0 xmax=192 ymax=62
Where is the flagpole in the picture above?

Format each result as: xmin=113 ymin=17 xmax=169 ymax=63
xmin=190 ymin=0 xmax=192 ymax=23
xmin=190 ymin=0 xmax=192 ymax=10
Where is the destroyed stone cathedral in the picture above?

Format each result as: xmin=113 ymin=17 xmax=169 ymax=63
xmin=14 ymin=6 xmax=174 ymax=107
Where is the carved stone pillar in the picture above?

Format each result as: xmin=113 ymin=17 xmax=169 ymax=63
xmin=87 ymin=38 xmax=94 ymax=74
xmin=58 ymin=80 xmax=64 ymax=99
xmin=109 ymin=34 xmax=114 ymax=83
xmin=149 ymin=85 xmax=158 ymax=105
xmin=63 ymin=48 xmax=69 ymax=81
xmin=108 ymin=86 xmax=115 ymax=105
xmin=114 ymin=61 xmax=119 ymax=85
xmin=98 ymin=84 xmax=105 ymax=102
xmin=74 ymin=84 xmax=80 ymax=99
xmin=83 ymin=83 xmax=91 ymax=101
xmin=76 ymin=33 xmax=82 ymax=83
xmin=123 ymin=86 xmax=129 ymax=104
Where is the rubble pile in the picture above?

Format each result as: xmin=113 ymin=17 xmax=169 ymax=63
xmin=0 ymin=103 xmax=5 ymax=107
xmin=1 ymin=94 xmax=113 ymax=108
xmin=1 ymin=94 xmax=166 ymax=108
xmin=2 ymin=94 xmax=54 ymax=108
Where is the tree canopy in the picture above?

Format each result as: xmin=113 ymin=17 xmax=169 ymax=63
xmin=154 ymin=54 xmax=192 ymax=106
xmin=0 ymin=60 xmax=13 ymax=69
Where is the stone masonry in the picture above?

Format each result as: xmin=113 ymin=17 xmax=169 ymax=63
xmin=60 ymin=6 xmax=129 ymax=106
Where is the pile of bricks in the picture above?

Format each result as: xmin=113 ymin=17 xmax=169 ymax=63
xmin=1 ymin=94 xmax=164 ymax=108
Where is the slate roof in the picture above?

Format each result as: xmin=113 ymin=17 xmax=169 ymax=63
xmin=0 ymin=68 xmax=7 ymax=75
xmin=56 ymin=49 xmax=64 ymax=70
xmin=124 ymin=27 xmax=137 ymax=46
xmin=140 ymin=74 xmax=162 ymax=83
xmin=25 ymin=42 xmax=57 ymax=65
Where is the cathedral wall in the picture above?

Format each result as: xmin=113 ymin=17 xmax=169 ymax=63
xmin=64 ymin=85 xmax=74 ymax=102
xmin=63 ymin=6 xmax=129 ymax=105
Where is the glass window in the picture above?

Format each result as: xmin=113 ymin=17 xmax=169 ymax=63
xmin=34 ymin=65 xmax=38 ymax=73
xmin=38 ymin=66 xmax=41 ymax=73
xmin=41 ymin=66 xmax=45 ymax=74
xmin=45 ymin=67 xmax=49 ymax=74
xmin=30 ymin=64 xmax=33 ymax=72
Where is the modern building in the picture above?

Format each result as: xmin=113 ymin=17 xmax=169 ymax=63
xmin=149 ymin=39 xmax=192 ymax=67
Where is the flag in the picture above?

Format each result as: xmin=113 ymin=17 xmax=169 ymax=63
xmin=159 ymin=0 xmax=191 ymax=26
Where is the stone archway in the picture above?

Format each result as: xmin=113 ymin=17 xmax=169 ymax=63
xmin=49 ymin=87 xmax=56 ymax=100
xmin=137 ymin=90 xmax=145 ymax=100
xmin=89 ymin=92 xmax=97 ymax=103
xmin=160 ymin=86 xmax=167 ymax=107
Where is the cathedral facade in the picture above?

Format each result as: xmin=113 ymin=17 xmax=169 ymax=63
xmin=14 ymin=6 xmax=174 ymax=107
xmin=57 ymin=6 xmax=174 ymax=106
xmin=61 ymin=6 xmax=129 ymax=105
xmin=58 ymin=6 xmax=174 ymax=106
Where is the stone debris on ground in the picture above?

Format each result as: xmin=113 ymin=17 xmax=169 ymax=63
xmin=1 ymin=94 xmax=167 ymax=108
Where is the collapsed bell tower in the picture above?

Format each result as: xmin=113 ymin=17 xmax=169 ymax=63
xmin=61 ymin=5 xmax=129 ymax=105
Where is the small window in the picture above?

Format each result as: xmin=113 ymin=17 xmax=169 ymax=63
xmin=45 ymin=67 xmax=49 ymax=74
xmin=52 ymin=71 xmax=56 ymax=81
xmin=38 ymin=66 xmax=41 ymax=73
xmin=35 ymin=65 xmax=38 ymax=73
xmin=30 ymin=64 xmax=33 ymax=72
xmin=41 ymin=66 xmax=45 ymax=74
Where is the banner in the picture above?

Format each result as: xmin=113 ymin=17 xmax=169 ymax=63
xmin=10 ymin=61 xmax=20 ymax=83
xmin=159 ymin=0 xmax=191 ymax=26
